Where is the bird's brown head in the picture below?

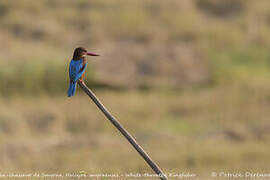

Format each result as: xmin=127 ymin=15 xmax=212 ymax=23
xmin=73 ymin=47 xmax=100 ymax=60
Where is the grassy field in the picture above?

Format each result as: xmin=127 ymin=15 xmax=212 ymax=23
xmin=1 ymin=0 xmax=270 ymax=91
xmin=1 ymin=85 xmax=270 ymax=178
xmin=1 ymin=0 xmax=270 ymax=179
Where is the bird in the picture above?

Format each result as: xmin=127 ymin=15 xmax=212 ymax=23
xmin=67 ymin=47 xmax=99 ymax=97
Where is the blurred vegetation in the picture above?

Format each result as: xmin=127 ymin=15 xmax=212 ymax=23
xmin=1 ymin=88 xmax=270 ymax=177
xmin=0 ymin=0 xmax=270 ymax=92
xmin=1 ymin=0 xmax=270 ymax=178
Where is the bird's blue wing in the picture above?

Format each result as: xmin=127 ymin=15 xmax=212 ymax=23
xmin=69 ymin=59 xmax=87 ymax=82
xmin=67 ymin=59 xmax=87 ymax=97
xmin=74 ymin=63 xmax=87 ymax=81
xmin=69 ymin=60 xmax=79 ymax=82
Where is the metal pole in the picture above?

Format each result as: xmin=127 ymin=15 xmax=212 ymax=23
xmin=78 ymin=81 xmax=168 ymax=180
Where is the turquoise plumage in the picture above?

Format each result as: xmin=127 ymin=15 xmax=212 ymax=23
xmin=67 ymin=59 xmax=87 ymax=97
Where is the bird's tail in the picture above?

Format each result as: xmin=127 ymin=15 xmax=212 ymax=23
xmin=67 ymin=81 xmax=77 ymax=97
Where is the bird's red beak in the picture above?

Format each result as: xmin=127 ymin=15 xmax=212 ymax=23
xmin=87 ymin=52 xmax=100 ymax=56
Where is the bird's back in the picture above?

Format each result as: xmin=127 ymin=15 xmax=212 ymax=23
xmin=69 ymin=59 xmax=83 ymax=82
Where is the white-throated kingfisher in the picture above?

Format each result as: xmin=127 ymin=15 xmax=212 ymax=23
xmin=67 ymin=47 xmax=99 ymax=97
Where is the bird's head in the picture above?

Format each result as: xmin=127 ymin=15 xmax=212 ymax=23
xmin=73 ymin=47 xmax=100 ymax=60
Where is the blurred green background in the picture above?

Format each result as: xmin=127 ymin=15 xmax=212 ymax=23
xmin=1 ymin=0 xmax=270 ymax=179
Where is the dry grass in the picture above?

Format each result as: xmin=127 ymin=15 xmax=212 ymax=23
xmin=1 ymin=0 xmax=270 ymax=90
xmin=1 ymin=85 xmax=270 ymax=178
xmin=1 ymin=0 xmax=270 ymax=179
